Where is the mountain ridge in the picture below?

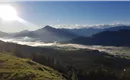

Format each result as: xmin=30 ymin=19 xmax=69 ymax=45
xmin=0 ymin=25 xmax=130 ymax=43
xmin=67 ymin=29 xmax=130 ymax=46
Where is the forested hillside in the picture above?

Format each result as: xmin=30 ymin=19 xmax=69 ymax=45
xmin=0 ymin=40 xmax=130 ymax=80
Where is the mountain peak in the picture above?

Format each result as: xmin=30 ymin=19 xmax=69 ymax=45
xmin=44 ymin=25 xmax=54 ymax=29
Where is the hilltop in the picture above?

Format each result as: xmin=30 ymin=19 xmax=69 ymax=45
xmin=0 ymin=53 xmax=65 ymax=80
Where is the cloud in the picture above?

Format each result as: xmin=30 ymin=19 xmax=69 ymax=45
xmin=57 ymin=20 xmax=59 ymax=22
xmin=49 ymin=23 xmax=127 ymax=29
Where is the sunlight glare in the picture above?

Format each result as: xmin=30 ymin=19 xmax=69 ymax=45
xmin=0 ymin=4 xmax=38 ymax=31
xmin=0 ymin=4 xmax=18 ymax=21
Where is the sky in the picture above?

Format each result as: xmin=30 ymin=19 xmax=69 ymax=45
xmin=0 ymin=1 xmax=130 ymax=32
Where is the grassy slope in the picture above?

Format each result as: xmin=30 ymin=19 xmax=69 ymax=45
xmin=0 ymin=53 xmax=65 ymax=80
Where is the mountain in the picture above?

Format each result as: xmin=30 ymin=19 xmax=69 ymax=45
xmin=43 ymin=25 xmax=130 ymax=37
xmin=60 ymin=27 xmax=102 ymax=37
xmin=0 ymin=31 xmax=8 ymax=37
xmin=67 ymin=29 xmax=130 ymax=46
xmin=9 ymin=25 xmax=77 ymax=42
xmin=66 ymin=25 xmax=130 ymax=37
xmin=103 ymin=25 xmax=130 ymax=31
xmin=1 ymin=25 xmax=130 ymax=42
xmin=56 ymin=25 xmax=130 ymax=37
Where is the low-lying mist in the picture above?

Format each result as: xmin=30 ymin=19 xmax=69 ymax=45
xmin=0 ymin=37 xmax=130 ymax=57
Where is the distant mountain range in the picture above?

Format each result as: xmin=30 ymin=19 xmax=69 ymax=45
xmin=63 ymin=25 xmax=130 ymax=37
xmin=1 ymin=25 xmax=78 ymax=42
xmin=0 ymin=31 xmax=8 ymax=37
xmin=68 ymin=29 xmax=130 ymax=46
xmin=0 ymin=25 xmax=130 ymax=43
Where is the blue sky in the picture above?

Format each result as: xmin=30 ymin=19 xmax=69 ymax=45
xmin=1 ymin=1 xmax=130 ymax=32
xmin=11 ymin=1 xmax=130 ymax=25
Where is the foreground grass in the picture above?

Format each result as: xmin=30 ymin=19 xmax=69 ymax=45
xmin=0 ymin=53 xmax=65 ymax=80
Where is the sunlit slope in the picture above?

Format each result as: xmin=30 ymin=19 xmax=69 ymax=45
xmin=0 ymin=53 xmax=65 ymax=80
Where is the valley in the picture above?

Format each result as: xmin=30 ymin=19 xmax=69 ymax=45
xmin=0 ymin=38 xmax=130 ymax=80
xmin=0 ymin=37 xmax=130 ymax=59
xmin=0 ymin=24 xmax=130 ymax=80
xmin=0 ymin=1 xmax=130 ymax=80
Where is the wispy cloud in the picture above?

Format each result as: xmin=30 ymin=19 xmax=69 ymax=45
xmin=57 ymin=20 xmax=59 ymax=22
xmin=48 ymin=23 xmax=128 ymax=29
